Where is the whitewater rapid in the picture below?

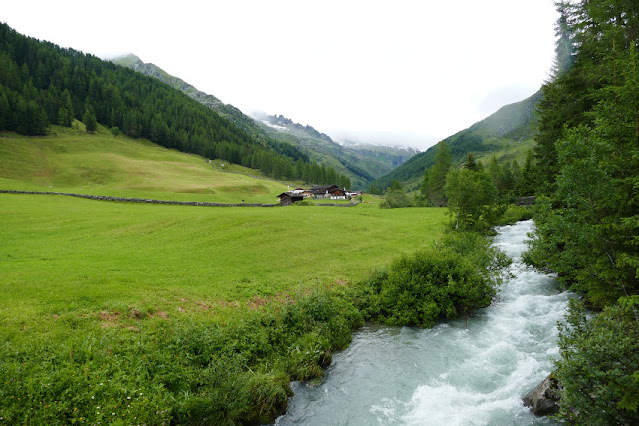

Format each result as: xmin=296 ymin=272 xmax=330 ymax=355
xmin=276 ymin=220 xmax=571 ymax=425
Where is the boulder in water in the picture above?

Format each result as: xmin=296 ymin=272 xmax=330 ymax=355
xmin=523 ymin=374 xmax=560 ymax=416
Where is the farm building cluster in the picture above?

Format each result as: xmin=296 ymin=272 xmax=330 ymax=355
xmin=277 ymin=185 xmax=361 ymax=205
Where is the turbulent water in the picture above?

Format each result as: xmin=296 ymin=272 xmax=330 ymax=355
xmin=276 ymin=220 xmax=572 ymax=425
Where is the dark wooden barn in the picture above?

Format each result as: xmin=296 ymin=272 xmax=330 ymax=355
xmin=277 ymin=192 xmax=304 ymax=206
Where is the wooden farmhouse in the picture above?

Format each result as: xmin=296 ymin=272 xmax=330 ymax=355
xmin=309 ymin=185 xmax=347 ymax=199
xmin=277 ymin=184 xmax=350 ymax=205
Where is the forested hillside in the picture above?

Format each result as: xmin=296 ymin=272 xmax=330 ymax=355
xmin=112 ymin=54 xmax=270 ymax=136
xmin=372 ymin=91 xmax=540 ymax=192
xmin=113 ymin=55 xmax=413 ymax=189
xmin=524 ymin=1 xmax=639 ymax=423
xmin=0 ymin=24 xmax=351 ymax=189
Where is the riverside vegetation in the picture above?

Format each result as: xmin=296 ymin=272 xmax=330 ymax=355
xmin=0 ymin=122 xmax=528 ymax=423
xmin=373 ymin=1 xmax=639 ymax=422
xmin=521 ymin=1 xmax=639 ymax=423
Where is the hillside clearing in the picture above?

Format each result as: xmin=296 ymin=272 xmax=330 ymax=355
xmin=0 ymin=125 xmax=290 ymax=204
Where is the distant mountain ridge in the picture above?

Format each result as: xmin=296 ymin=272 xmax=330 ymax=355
xmin=251 ymin=111 xmax=420 ymax=187
xmin=265 ymin=114 xmax=334 ymax=143
xmin=372 ymin=90 xmax=541 ymax=191
xmin=112 ymin=54 xmax=419 ymax=189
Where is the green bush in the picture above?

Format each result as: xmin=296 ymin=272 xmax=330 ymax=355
xmin=357 ymin=232 xmax=510 ymax=327
xmin=495 ymin=204 xmax=534 ymax=226
xmin=554 ymin=301 xmax=639 ymax=424
xmin=380 ymin=189 xmax=412 ymax=209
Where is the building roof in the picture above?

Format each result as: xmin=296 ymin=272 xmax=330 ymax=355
xmin=277 ymin=192 xmax=304 ymax=199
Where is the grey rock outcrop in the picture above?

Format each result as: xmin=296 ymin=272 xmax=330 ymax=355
xmin=523 ymin=374 xmax=560 ymax=416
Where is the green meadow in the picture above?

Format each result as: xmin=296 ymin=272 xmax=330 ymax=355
xmin=0 ymin=124 xmax=289 ymax=204
xmin=0 ymin=124 xmax=450 ymax=339
xmin=0 ymin=127 xmax=451 ymax=423
xmin=0 ymin=193 xmax=446 ymax=338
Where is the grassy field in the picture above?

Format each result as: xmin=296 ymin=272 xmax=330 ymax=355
xmin=0 ymin=124 xmax=290 ymax=203
xmin=0 ymin=127 xmax=447 ymax=336
xmin=0 ymin=127 xmax=450 ymax=423
xmin=0 ymin=193 xmax=446 ymax=338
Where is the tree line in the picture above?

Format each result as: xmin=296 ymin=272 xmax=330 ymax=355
xmin=0 ymin=23 xmax=351 ymax=189
xmin=522 ymin=1 xmax=639 ymax=423
xmin=377 ymin=141 xmax=536 ymax=233
xmin=378 ymin=3 xmax=639 ymax=415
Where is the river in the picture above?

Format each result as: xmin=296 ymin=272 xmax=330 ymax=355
xmin=275 ymin=220 xmax=572 ymax=425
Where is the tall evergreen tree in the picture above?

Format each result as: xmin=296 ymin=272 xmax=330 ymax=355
xmin=462 ymin=153 xmax=479 ymax=172
xmin=423 ymin=141 xmax=452 ymax=206
xmin=510 ymin=159 xmax=521 ymax=192
xmin=83 ymin=105 xmax=97 ymax=132
xmin=518 ymin=150 xmax=536 ymax=196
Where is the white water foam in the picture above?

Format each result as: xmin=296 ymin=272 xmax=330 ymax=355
xmin=276 ymin=221 xmax=571 ymax=425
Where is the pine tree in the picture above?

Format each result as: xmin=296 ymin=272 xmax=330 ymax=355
xmin=462 ymin=154 xmax=478 ymax=172
xmin=510 ymin=159 xmax=521 ymax=192
xmin=58 ymin=89 xmax=74 ymax=127
xmin=83 ymin=105 xmax=97 ymax=132
xmin=423 ymin=141 xmax=452 ymax=206
xmin=0 ymin=91 xmax=9 ymax=130
xmin=519 ymin=150 xmax=536 ymax=196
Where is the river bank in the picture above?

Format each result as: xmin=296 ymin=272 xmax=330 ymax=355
xmin=276 ymin=220 xmax=573 ymax=425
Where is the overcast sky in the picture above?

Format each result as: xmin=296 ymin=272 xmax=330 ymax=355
xmin=3 ymin=0 xmax=558 ymax=150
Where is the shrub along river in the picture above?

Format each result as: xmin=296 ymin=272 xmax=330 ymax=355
xmin=275 ymin=220 xmax=573 ymax=425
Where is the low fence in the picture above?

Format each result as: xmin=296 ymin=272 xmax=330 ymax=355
xmin=1 ymin=190 xmax=363 ymax=208
xmin=0 ymin=190 xmax=278 ymax=207
xmin=313 ymin=201 xmax=360 ymax=207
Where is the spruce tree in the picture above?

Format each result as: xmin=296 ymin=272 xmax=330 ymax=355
xmin=83 ymin=105 xmax=97 ymax=132
xmin=462 ymin=154 xmax=478 ymax=172
xmin=424 ymin=141 xmax=452 ymax=206
xmin=518 ymin=150 xmax=536 ymax=196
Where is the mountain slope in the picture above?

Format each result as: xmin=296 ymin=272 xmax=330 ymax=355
xmin=372 ymin=90 xmax=541 ymax=191
xmin=112 ymin=54 xmax=418 ymax=189
xmin=112 ymin=54 xmax=264 ymax=135
xmin=252 ymin=112 xmax=420 ymax=188
xmin=0 ymin=23 xmax=355 ymax=188
xmin=0 ymin=123 xmax=289 ymax=203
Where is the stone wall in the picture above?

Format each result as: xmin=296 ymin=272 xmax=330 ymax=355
xmin=0 ymin=190 xmax=278 ymax=207
xmin=1 ymin=190 xmax=365 ymax=208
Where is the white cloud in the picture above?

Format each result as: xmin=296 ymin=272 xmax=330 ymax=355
xmin=2 ymin=0 xmax=557 ymax=149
